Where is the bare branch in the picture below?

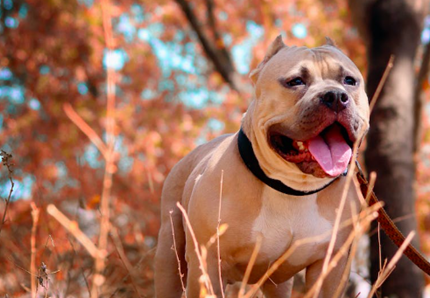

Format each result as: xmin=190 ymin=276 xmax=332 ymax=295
xmin=367 ymin=232 xmax=416 ymax=298
xmin=47 ymin=204 xmax=103 ymax=259
xmin=174 ymin=0 xmax=240 ymax=92
xmin=91 ymin=0 xmax=118 ymax=296
xmin=176 ymin=202 xmax=215 ymax=295
xmin=63 ymin=103 xmax=108 ymax=159
xmin=369 ymin=55 xmax=395 ymax=113
xmin=110 ymin=228 xmax=143 ymax=298
xmin=310 ymin=126 xmax=366 ymax=298
xmin=30 ymin=203 xmax=40 ymax=298
xmin=216 ymin=170 xmax=225 ymax=298
xmin=205 ymin=0 xmax=232 ymax=69
xmin=169 ymin=211 xmax=187 ymax=296
xmin=0 ymin=150 xmax=14 ymax=235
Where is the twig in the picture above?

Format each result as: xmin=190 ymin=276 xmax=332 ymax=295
xmin=91 ymin=146 xmax=115 ymax=297
xmin=110 ymin=228 xmax=143 ymax=298
xmin=30 ymin=202 xmax=40 ymax=298
xmin=64 ymin=238 xmax=76 ymax=297
xmin=366 ymin=232 xmax=416 ymax=298
xmin=303 ymin=206 xmax=378 ymax=298
xmin=365 ymin=172 xmax=377 ymax=204
xmin=238 ymin=234 xmax=262 ymax=298
xmin=0 ymin=150 xmax=14 ymax=235
xmin=44 ymin=235 xmax=55 ymax=248
xmin=109 ymin=254 xmax=149 ymax=298
xmin=368 ymin=212 xmax=417 ymax=237
xmin=81 ymin=268 xmax=91 ymax=297
xmin=91 ymin=0 xmax=118 ymax=296
xmin=217 ymin=170 xmax=225 ymax=298
xmin=378 ymin=222 xmax=382 ymax=272
xmin=63 ymin=103 xmax=108 ymax=159
xmin=311 ymin=126 xmax=365 ymax=298
xmin=169 ymin=211 xmax=187 ymax=296
xmin=369 ymin=55 xmax=395 ymax=113
xmin=331 ymin=206 xmax=360 ymax=298
xmin=243 ymin=234 xmax=327 ymax=298
xmin=9 ymin=258 xmax=59 ymax=297
xmin=68 ymin=235 xmax=91 ymax=297
xmin=242 ymin=202 xmax=383 ymax=298
xmin=47 ymin=204 xmax=103 ymax=259
xmin=333 ymin=172 xmax=378 ymax=298
xmin=176 ymin=202 xmax=215 ymax=296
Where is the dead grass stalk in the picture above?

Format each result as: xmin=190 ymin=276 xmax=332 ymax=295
xmin=30 ymin=202 xmax=40 ymax=298
xmin=176 ymin=202 xmax=215 ymax=296
xmin=0 ymin=150 xmax=14 ymax=236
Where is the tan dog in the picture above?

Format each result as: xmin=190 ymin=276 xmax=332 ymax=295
xmin=154 ymin=36 xmax=370 ymax=298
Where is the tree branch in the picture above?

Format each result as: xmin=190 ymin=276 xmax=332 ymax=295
xmin=0 ymin=150 xmax=14 ymax=236
xmin=205 ymin=0 xmax=233 ymax=68
xmin=174 ymin=0 xmax=240 ymax=92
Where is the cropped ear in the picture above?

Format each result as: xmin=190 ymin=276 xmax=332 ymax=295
xmin=265 ymin=35 xmax=286 ymax=60
xmin=325 ymin=36 xmax=337 ymax=47
xmin=250 ymin=35 xmax=287 ymax=83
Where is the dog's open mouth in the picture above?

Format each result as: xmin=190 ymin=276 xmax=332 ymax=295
xmin=269 ymin=123 xmax=353 ymax=177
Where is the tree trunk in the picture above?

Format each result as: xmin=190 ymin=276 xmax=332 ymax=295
xmin=349 ymin=0 xmax=427 ymax=297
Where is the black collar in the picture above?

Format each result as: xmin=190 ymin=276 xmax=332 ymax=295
xmin=237 ymin=128 xmax=344 ymax=196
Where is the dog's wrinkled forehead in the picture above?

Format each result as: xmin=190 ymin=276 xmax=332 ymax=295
xmin=288 ymin=48 xmax=357 ymax=75
xmin=250 ymin=36 xmax=362 ymax=85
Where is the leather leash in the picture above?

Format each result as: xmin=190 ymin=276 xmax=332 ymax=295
xmin=355 ymin=161 xmax=430 ymax=275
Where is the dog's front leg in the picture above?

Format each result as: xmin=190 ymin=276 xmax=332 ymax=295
xmin=154 ymin=213 xmax=187 ymax=298
xmin=305 ymin=255 xmax=349 ymax=298
xmin=185 ymin=249 xmax=227 ymax=297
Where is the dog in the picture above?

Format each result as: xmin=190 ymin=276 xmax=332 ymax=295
xmin=154 ymin=36 xmax=370 ymax=298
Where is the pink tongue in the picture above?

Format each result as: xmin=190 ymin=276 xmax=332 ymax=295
xmin=308 ymin=126 xmax=352 ymax=177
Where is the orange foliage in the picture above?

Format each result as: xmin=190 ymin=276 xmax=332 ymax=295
xmin=0 ymin=0 xmax=405 ymax=296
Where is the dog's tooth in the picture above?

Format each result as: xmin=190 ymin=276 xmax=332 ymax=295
xmin=296 ymin=141 xmax=305 ymax=151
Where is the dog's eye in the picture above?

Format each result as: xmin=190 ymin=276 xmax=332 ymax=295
xmin=343 ymin=76 xmax=357 ymax=86
xmin=286 ymin=77 xmax=305 ymax=87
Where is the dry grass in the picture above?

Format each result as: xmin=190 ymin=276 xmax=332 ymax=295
xmin=171 ymin=177 xmax=412 ymax=298
xmin=0 ymin=150 xmax=14 ymax=236
xmin=1 ymin=2 xmax=153 ymax=297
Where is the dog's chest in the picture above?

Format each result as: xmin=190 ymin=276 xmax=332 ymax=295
xmin=251 ymin=186 xmax=333 ymax=267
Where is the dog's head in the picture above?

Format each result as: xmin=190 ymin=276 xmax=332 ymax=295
xmin=243 ymin=36 xmax=369 ymax=191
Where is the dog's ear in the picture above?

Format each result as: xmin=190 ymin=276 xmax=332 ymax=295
xmin=250 ymin=35 xmax=286 ymax=83
xmin=265 ymin=35 xmax=286 ymax=60
xmin=325 ymin=37 xmax=337 ymax=47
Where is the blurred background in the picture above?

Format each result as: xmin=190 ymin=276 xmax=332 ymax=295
xmin=1 ymin=0 xmax=430 ymax=297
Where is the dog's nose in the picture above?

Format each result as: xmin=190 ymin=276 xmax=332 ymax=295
xmin=320 ymin=90 xmax=349 ymax=112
